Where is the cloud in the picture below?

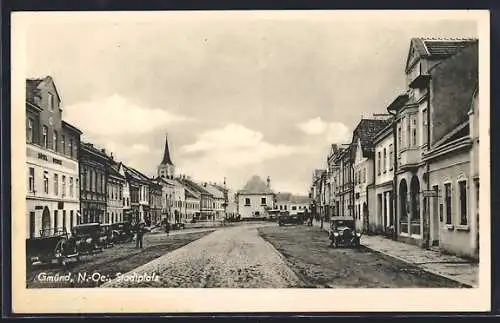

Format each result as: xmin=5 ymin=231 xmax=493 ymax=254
xmin=178 ymin=124 xmax=310 ymax=179
xmin=63 ymin=94 xmax=196 ymax=136
xmin=297 ymin=117 xmax=351 ymax=143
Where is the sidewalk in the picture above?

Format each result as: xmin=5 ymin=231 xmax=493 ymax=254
xmin=361 ymin=234 xmax=478 ymax=287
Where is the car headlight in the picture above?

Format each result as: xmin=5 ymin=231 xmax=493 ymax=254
xmin=333 ymin=232 xmax=339 ymax=237
xmin=356 ymin=232 xmax=362 ymax=237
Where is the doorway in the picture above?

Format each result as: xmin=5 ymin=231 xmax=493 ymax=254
xmin=41 ymin=206 xmax=50 ymax=237
xmin=431 ymin=185 xmax=439 ymax=246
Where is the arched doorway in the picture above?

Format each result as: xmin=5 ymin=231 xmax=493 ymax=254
xmin=410 ymin=175 xmax=421 ymax=235
xmin=399 ymin=179 xmax=408 ymax=234
xmin=41 ymin=206 xmax=51 ymax=237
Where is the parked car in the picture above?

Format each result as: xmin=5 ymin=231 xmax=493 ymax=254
xmin=99 ymin=224 xmax=115 ymax=248
xmin=171 ymin=222 xmax=185 ymax=230
xmin=26 ymin=227 xmax=80 ymax=268
xmin=328 ymin=217 xmax=361 ymax=248
xmin=278 ymin=211 xmax=304 ymax=226
xmin=110 ymin=221 xmax=134 ymax=243
xmin=70 ymin=223 xmax=104 ymax=255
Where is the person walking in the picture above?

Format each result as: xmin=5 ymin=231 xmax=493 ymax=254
xmin=165 ymin=221 xmax=170 ymax=236
xmin=136 ymin=222 xmax=145 ymax=249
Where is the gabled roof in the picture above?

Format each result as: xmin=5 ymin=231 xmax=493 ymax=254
xmin=26 ymin=76 xmax=62 ymax=104
xmin=290 ymin=195 xmax=311 ymax=204
xmin=352 ymin=118 xmax=391 ymax=157
xmin=203 ymin=183 xmax=225 ymax=199
xmin=238 ymin=175 xmax=273 ymax=194
xmin=123 ymin=165 xmax=150 ymax=184
xmin=177 ymin=178 xmax=212 ymax=196
xmin=107 ymin=163 xmax=125 ymax=180
xmin=275 ymin=192 xmax=292 ymax=202
xmin=405 ymin=37 xmax=478 ymax=72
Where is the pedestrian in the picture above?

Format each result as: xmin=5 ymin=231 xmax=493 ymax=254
xmin=165 ymin=221 xmax=170 ymax=236
xmin=136 ymin=222 xmax=145 ymax=249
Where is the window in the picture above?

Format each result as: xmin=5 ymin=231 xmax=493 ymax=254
xmin=61 ymin=135 xmax=66 ymax=154
xmin=27 ymin=118 xmax=34 ymax=143
xmin=62 ymin=175 xmax=66 ymax=197
xmin=69 ymin=177 xmax=74 ymax=197
xmin=422 ymin=108 xmax=428 ymax=146
xmin=53 ymin=130 xmax=58 ymax=152
xmin=43 ymin=171 xmax=49 ymax=194
xmin=411 ymin=116 xmax=417 ymax=146
xmin=383 ymin=148 xmax=387 ymax=172
xmin=69 ymin=139 xmax=74 ymax=158
xmin=42 ymin=126 xmax=48 ymax=148
xmin=245 ymin=198 xmax=250 ymax=206
xmin=261 ymin=197 xmax=267 ymax=205
xmin=54 ymin=173 xmax=59 ymax=196
xmin=28 ymin=167 xmax=35 ymax=192
xmin=377 ymin=151 xmax=381 ymax=175
xmin=70 ymin=210 xmax=74 ymax=229
xmin=459 ymin=181 xmax=468 ymax=225
xmin=445 ymin=183 xmax=452 ymax=224
xmin=389 ymin=144 xmax=394 ymax=170
xmin=75 ymin=179 xmax=79 ymax=197
xmin=47 ymin=93 xmax=54 ymax=111
xmin=279 ymin=205 xmax=282 ymax=210
xmin=292 ymin=206 xmax=297 ymax=211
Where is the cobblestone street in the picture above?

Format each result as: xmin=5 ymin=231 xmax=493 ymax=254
xmin=102 ymin=222 xmax=466 ymax=288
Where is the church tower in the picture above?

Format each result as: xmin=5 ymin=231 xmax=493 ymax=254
xmin=158 ymin=133 xmax=175 ymax=179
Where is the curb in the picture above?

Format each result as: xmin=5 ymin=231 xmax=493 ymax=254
xmin=362 ymin=243 xmax=475 ymax=288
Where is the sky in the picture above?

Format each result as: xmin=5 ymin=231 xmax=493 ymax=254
xmin=22 ymin=11 xmax=478 ymax=195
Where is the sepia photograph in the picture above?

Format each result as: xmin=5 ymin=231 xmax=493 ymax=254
xmin=10 ymin=9 xmax=490 ymax=313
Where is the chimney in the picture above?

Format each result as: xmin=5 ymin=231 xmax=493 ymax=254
xmin=266 ymin=176 xmax=270 ymax=188
xmin=110 ymin=152 xmax=114 ymax=160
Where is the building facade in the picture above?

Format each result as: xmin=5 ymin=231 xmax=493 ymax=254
xmin=237 ymin=175 xmax=275 ymax=219
xmin=26 ymin=76 xmax=82 ymax=238
xmin=106 ymin=158 xmax=125 ymax=224
xmin=79 ymin=143 xmax=108 ymax=224
xmin=149 ymin=180 xmax=163 ymax=225
xmin=388 ymin=38 xmax=478 ymax=251
xmin=373 ymin=123 xmax=395 ymax=235
xmin=116 ymin=162 xmax=132 ymax=223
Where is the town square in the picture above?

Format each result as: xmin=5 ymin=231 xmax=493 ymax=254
xmin=22 ymin=12 xmax=480 ymax=290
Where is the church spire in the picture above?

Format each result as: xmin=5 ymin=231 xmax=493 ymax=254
xmin=161 ymin=133 xmax=174 ymax=166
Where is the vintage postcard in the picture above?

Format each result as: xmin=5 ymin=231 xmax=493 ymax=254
xmin=10 ymin=10 xmax=490 ymax=314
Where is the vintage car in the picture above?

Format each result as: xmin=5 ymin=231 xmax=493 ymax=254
xmin=99 ymin=224 xmax=115 ymax=248
xmin=171 ymin=222 xmax=185 ymax=230
xmin=70 ymin=223 xmax=104 ymax=255
xmin=26 ymin=228 xmax=80 ymax=268
xmin=328 ymin=217 xmax=361 ymax=248
xmin=278 ymin=211 xmax=304 ymax=226
xmin=110 ymin=221 xmax=134 ymax=243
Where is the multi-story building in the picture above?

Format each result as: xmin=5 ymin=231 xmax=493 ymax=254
xmin=289 ymin=195 xmax=311 ymax=215
xmin=275 ymin=192 xmax=292 ymax=212
xmin=183 ymin=185 xmax=201 ymax=221
xmin=116 ymin=162 xmax=132 ymax=223
xmin=26 ymin=76 xmax=82 ymax=238
xmin=203 ymin=183 xmax=226 ymax=220
xmin=236 ymin=175 xmax=275 ymax=219
xmin=149 ymin=179 xmax=163 ymax=225
xmin=155 ymin=176 xmax=175 ymax=222
xmin=327 ymin=144 xmax=347 ymax=217
xmin=352 ymin=118 xmax=390 ymax=232
xmin=386 ymin=37 xmax=478 ymax=253
xmin=79 ymin=142 xmax=108 ymax=224
xmin=106 ymin=156 xmax=125 ymax=224
xmin=339 ymin=146 xmax=354 ymax=219
xmin=373 ymin=121 xmax=396 ymax=235
xmin=310 ymin=169 xmax=326 ymax=222
xmin=123 ymin=165 xmax=149 ymax=224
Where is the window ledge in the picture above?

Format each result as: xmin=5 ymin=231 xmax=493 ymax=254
xmin=446 ymin=224 xmax=454 ymax=230
xmin=456 ymin=225 xmax=470 ymax=232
